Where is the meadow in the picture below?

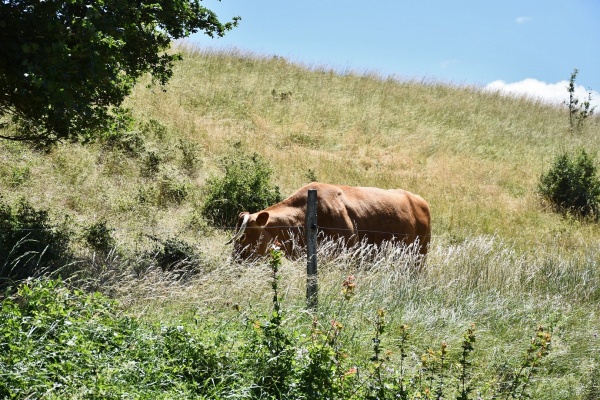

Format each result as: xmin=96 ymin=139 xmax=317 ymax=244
xmin=1 ymin=45 xmax=599 ymax=398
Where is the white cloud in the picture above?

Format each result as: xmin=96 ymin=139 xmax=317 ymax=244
xmin=516 ymin=16 xmax=532 ymax=24
xmin=441 ymin=59 xmax=459 ymax=69
xmin=484 ymin=78 xmax=600 ymax=109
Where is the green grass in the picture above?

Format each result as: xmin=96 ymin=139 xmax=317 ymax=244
xmin=1 ymin=45 xmax=600 ymax=398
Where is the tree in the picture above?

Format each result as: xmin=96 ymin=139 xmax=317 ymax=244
xmin=567 ymin=68 xmax=596 ymax=131
xmin=538 ymin=149 xmax=600 ymax=219
xmin=0 ymin=0 xmax=239 ymax=146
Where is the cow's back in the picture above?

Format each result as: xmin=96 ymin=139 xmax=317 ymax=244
xmin=272 ymin=182 xmax=430 ymax=253
xmin=320 ymin=184 xmax=430 ymax=252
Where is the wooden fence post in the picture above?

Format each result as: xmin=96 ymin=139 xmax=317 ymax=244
xmin=306 ymin=189 xmax=318 ymax=310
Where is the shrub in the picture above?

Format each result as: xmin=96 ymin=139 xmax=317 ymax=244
xmin=140 ymin=118 xmax=168 ymax=141
xmin=82 ymin=220 xmax=116 ymax=255
xmin=155 ymin=237 xmax=199 ymax=271
xmin=139 ymin=235 xmax=203 ymax=273
xmin=538 ymin=149 xmax=600 ymax=218
xmin=0 ymin=198 xmax=73 ymax=283
xmin=178 ymin=138 xmax=202 ymax=177
xmin=156 ymin=166 xmax=190 ymax=207
xmin=140 ymin=149 xmax=162 ymax=177
xmin=202 ymin=150 xmax=282 ymax=227
xmin=100 ymin=108 xmax=145 ymax=156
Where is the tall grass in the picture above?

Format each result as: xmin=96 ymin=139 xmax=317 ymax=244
xmin=93 ymin=236 xmax=599 ymax=398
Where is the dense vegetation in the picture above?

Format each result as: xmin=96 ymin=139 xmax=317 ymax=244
xmin=0 ymin=0 xmax=238 ymax=144
xmin=0 ymin=46 xmax=599 ymax=398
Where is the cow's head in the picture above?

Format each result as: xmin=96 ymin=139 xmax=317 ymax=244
xmin=227 ymin=211 xmax=274 ymax=260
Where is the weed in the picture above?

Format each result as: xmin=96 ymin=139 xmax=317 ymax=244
xmin=367 ymin=308 xmax=389 ymax=399
xmin=504 ymin=326 xmax=552 ymax=399
xmin=457 ymin=324 xmax=477 ymax=400
xmin=178 ymin=138 xmax=201 ymax=177
xmin=567 ymin=69 xmax=596 ymax=131
xmin=245 ymin=245 xmax=295 ymax=398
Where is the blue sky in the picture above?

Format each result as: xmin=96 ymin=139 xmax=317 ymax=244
xmin=192 ymin=0 xmax=600 ymax=108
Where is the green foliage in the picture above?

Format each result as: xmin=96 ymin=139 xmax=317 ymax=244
xmin=457 ymin=324 xmax=476 ymax=400
xmin=178 ymin=138 xmax=202 ymax=177
xmin=154 ymin=236 xmax=200 ymax=271
xmin=0 ymin=0 xmax=239 ymax=146
xmin=100 ymin=108 xmax=146 ymax=156
xmin=244 ymin=246 xmax=296 ymax=399
xmin=138 ymin=235 xmax=203 ymax=273
xmin=7 ymin=164 xmax=31 ymax=187
xmin=0 ymin=267 xmax=556 ymax=399
xmin=500 ymin=327 xmax=553 ymax=399
xmin=202 ymin=149 xmax=282 ymax=227
xmin=0 ymin=278 xmax=235 ymax=398
xmin=538 ymin=149 xmax=600 ymax=218
xmin=83 ymin=219 xmax=116 ymax=255
xmin=567 ymin=69 xmax=596 ymax=131
xmin=0 ymin=198 xmax=72 ymax=283
xmin=156 ymin=165 xmax=191 ymax=207
xmin=140 ymin=149 xmax=163 ymax=177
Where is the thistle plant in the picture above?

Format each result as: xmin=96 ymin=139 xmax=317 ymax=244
xmin=367 ymin=308 xmax=389 ymax=399
xmin=247 ymin=243 xmax=294 ymax=399
xmin=504 ymin=326 xmax=552 ymax=399
xmin=457 ymin=324 xmax=477 ymax=400
xmin=435 ymin=341 xmax=448 ymax=400
xmin=396 ymin=324 xmax=411 ymax=399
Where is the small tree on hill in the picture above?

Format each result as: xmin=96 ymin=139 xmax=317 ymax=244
xmin=0 ymin=0 xmax=239 ymax=147
xmin=567 ymin=68 xmax=596 ymax=131
xmin=539 ymin=149 xmax=600 ymax=219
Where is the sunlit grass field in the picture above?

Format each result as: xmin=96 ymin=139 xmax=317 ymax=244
xmin=1 ymin=45 xmax=599 ymax=398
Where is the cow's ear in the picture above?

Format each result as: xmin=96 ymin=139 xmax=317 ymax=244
xmin=256 ymin=211 xmax=269 ymax=227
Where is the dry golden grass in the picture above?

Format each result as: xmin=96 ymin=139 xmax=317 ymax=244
xmin=2 ymin=45 xmax=599 ymax=256
xmin=125 ymin=46 xmax=600 ymax=249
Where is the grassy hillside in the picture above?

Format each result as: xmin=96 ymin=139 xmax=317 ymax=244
xmin=1 ymin=46 xmax=600 ymax=398
xmin=2 ymin=46 xmax=599 ymax=248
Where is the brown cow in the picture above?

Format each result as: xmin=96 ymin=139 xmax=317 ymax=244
xmin=227 ymin=182 xmax=431 ymax=260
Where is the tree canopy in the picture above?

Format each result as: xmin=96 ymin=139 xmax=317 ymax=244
xmin=0 ymin=0 xmax=239 ymax=146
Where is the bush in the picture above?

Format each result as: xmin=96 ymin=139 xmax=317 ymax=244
xmin=100 ymin=108 xmax=145 ymax=156
xmin=0 ymin=278 xmax=238 ymax=398
xmin=178 ymin=139 xmax=202 ymax=177
xmin=137 ymin=235 xmax=203 ymax=273
xmin=156 ymin=166 xmax=191 ymax=207
xmin=0 ymin=198 xmax=73 ymax=283
xmin=538 ymin=149 xmax=600 ymax=218
xmin=202 ymin=150 xmax=282 ymax=227
xmin=155 ymin=237 xmax=199 ymax=271
xmin=82 ymin=220 xmax=116 ymax=255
